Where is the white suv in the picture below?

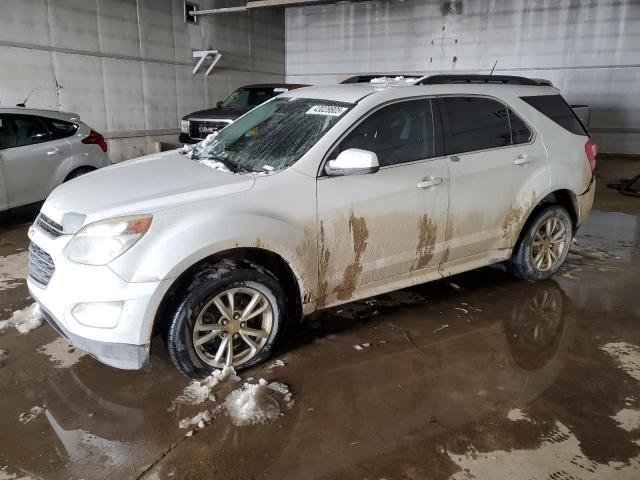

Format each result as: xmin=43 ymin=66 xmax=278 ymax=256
xmin=27 ymin=77 xmax=596 ymax=378
xmin=1 ymin=108 xmax=110 ymax=212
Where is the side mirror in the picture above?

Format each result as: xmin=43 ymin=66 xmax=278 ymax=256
xmin=326 ymin=149 xmax=379 ymax=176
xmin=216 ymin=101 xmax=224 ymax=108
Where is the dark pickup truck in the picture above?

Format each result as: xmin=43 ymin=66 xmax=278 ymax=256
xmin=179 ymin=83 xmax=307 ymax=144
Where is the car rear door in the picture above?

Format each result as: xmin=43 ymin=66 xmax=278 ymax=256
xmin=316 ymin=98 xmax=449 ymax=307
xmin=437 ymin=95 xmax=549 ymax=272
xmin=0 ymin=114 xmax=72 ymax=208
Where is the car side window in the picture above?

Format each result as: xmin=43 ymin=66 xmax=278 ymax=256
xmin=509 ymin=109 xmax=533 ymax=145
xmin=330 ymin=99 xmax=442 ymax=167
xmin=440 ymin=96 xmax=512 ymax=155
xmin=0 ymin=115 xmax=18 ymax=150
xmin=42 ymin=118 xmax=78 ymax=140
xmin=1 ymin=114 xmax=51 ymax=148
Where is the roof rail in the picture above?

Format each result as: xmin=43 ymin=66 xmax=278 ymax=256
xmin=415 ymin=74 xmax=546 ymax=86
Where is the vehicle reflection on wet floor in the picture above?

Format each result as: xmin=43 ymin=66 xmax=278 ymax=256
xmin=1 ymin=162 xmax=640 ymax=479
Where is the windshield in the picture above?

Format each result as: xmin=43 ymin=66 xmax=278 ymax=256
xmin=182 ymin=97 xmax=352 ymax=173
xmin=222 ymin=87 xmax=286 ymax=108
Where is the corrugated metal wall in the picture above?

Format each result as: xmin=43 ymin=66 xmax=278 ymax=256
xmin=286 ymin=0 xmax=640 ymax=154
xmin=0 ymin=0 xmax=285 ymax=162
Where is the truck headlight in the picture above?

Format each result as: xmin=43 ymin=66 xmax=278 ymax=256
xmin=181 ymin=120 xmax=189 ymax=133
xmin=65 ymin=215 xmax=152 ymax=265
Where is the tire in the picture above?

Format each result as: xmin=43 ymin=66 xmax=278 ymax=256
xmin=167 ymin=260 xmax=286 ymax=379
xmin=64 ymin=167 xmax=94 ymax=182
xmin=507 ymin=205 xmax=573 ymax=282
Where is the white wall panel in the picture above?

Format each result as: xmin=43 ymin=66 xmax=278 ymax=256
xmin=137 ymin=0 xmax=175 ymax=61
xmin=97 ymin=0 xmax=142 ymax=57
xmin=0 ymin=47 xmax=58 ymax=109
xmin=0 ymin=0 xmax=51 ymax=45
xmin=286 ymin=0 xmax=640 ymax=153
xmin=102 ymin=58 xmax=146 ymax=133
xmin=176 ymin=65 xmax=206 ymax=122
xmin=48 ymin=0 xmax=101 ymax=52
xmin=52 ymin=52 xmax=107 ymax=133
xmin=142 ymin=62 xmax=179 ymax=130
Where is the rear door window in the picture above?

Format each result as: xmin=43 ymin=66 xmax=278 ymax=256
xmin=521 ymin=94 xmax=587 ymax=135
xmin=42 ymin=118 xmax=78 ymax=140
xmin=331 ymin=99 xmax=443 ymax=167
xmin=0 ymin=114 xmax=50 ymax=149
xmin=439 ymin=96 xmax=512 ymax=155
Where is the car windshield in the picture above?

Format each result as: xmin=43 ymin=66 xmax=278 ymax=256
xmin=182 ymin=97 xmax=352 ymax=173
xmin=222 ymin=87 xmax=285 ymax=108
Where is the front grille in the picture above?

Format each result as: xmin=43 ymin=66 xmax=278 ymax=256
xmin=36 ymin=213 xmax=64 ymax=238
xmin=189 ymin=120 xmax=231 ymax=140
xmin=28 ymin=243 xmax=55 ymax=287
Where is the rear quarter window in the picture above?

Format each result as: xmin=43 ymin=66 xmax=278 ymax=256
xmin=42 ymin=118 xmax=78 ymax=140
xmin=521 ymin=94 xmax=587 ymax=136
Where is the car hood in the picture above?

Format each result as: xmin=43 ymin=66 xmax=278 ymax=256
xmin=183 ymin=107 xmax=246 ymax=121
xmin=43 ymin=150 xmax=255 ymax=227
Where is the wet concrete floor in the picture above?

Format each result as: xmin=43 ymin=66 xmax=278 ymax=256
xmin=0 ymin=158 xmax=639 ymax=480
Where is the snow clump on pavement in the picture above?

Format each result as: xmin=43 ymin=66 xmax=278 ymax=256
xmin=171 ymin=366 xmax=240 ymax=410
xmin=224 ymin=378 xmax=293 ymax=426
xmin=0 ymin=303 xmax=43 ymax=334
xmin=19 ymin=406 xmax=46 ymax=424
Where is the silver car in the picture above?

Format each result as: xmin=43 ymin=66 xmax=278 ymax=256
xmin=0 ymin=107 xmax=110 ymax=212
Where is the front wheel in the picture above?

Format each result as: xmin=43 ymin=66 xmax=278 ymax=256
xmin=167 ymin=261 xmax=286 ymax=379
xmin=507 ymin=205 xmax=573 ymax=281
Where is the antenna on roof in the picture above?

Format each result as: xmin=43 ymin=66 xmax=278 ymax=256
xmin=489 ymin=60 xmax=498 ymax=76
xmin=16 ymin=90 xmax=34 ymax=108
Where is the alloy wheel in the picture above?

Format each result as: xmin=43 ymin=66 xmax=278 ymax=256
xmin=192 ymin=286 xmax=274 ymax=368
xmin=530 ymin=216 xmax=568 ymax=272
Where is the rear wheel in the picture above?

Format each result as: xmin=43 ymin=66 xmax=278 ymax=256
xmin=507 ymin=205 xmax=573 ymax=281
xmin=64 ymin=166 xmax=94 ymax=182
xmin=167 ymin=260 xmax=286 ymax=379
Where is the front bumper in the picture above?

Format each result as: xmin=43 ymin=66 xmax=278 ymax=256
xmin=37 ymin=302 xmax=149 ymax=369
xmin=27 ymin=222 xmax=173 ymax=370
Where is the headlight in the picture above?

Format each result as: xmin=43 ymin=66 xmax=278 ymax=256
xmin=65 ymin=215 xmax=152 ymax=265
xmin=181 ymin=120 xmax=189 ymax=133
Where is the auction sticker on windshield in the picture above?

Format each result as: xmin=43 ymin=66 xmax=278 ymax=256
xmin=306 ymin=105 xmax=348 ymax=116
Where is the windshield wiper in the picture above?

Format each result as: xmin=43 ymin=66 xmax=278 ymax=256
xmin=207 ymin=155 xmax=244 ymax=173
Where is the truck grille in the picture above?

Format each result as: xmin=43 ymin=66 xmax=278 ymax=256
xmin=28 ymin=243 xmax=55 ymax=287
xmin=189 ymin=120 xmax=231 ymax=140
xmin=36 ymin=213 xmax=64 ymax=238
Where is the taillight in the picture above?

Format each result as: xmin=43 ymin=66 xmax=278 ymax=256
xmin=289 ymin=84 xmax=308 ymax=90
xmin=82 ymin=130 xmax=108 ymax=153
xmin=584 ymin=139 xmax=597 ymax=172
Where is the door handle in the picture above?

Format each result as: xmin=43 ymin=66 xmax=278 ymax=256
xmin=46 ymin=148 xmax=60 ymax=156
xmin=417 ymin=177 xmax=444 ymax=189
xmin=514 ymin=154 xmax=534 ymax=166
xmin=450 ymin=155 xmax=460 ymax=163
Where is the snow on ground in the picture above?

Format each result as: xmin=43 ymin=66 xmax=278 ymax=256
xmin=19 ymin=406 xmax=45 ymax=425
xmin=612 ymin=408 xmax=640 ymax=432
xmin=0 ymin=251 xmax=28 ymax=291
xmin=506 ymin=408 xmax=531 ymax=422
xmin=0 ymin=303 xmax=43 ymax=334
xmin=449 ymin=421 xmax=640 ymax=479
xmin=173 ymin=366 xmax=294 ymax=431
xmin=36 ymin=337 xmax=86 ymax=369
xmin=224 ymin=379 xmax=293 ymax=426
xmin=0 ymin=349 xmax=8 ymax=367
xmin=178 ymin=407 xmax=221 ymax=431
xmin=170 ymin=366 xmax=240 ymax=411
xmin=600 ymin=342 xmax=640 ymax=382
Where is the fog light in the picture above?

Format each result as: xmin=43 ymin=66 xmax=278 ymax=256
xmin=72 ymin=302 xmax=124 ymax=328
